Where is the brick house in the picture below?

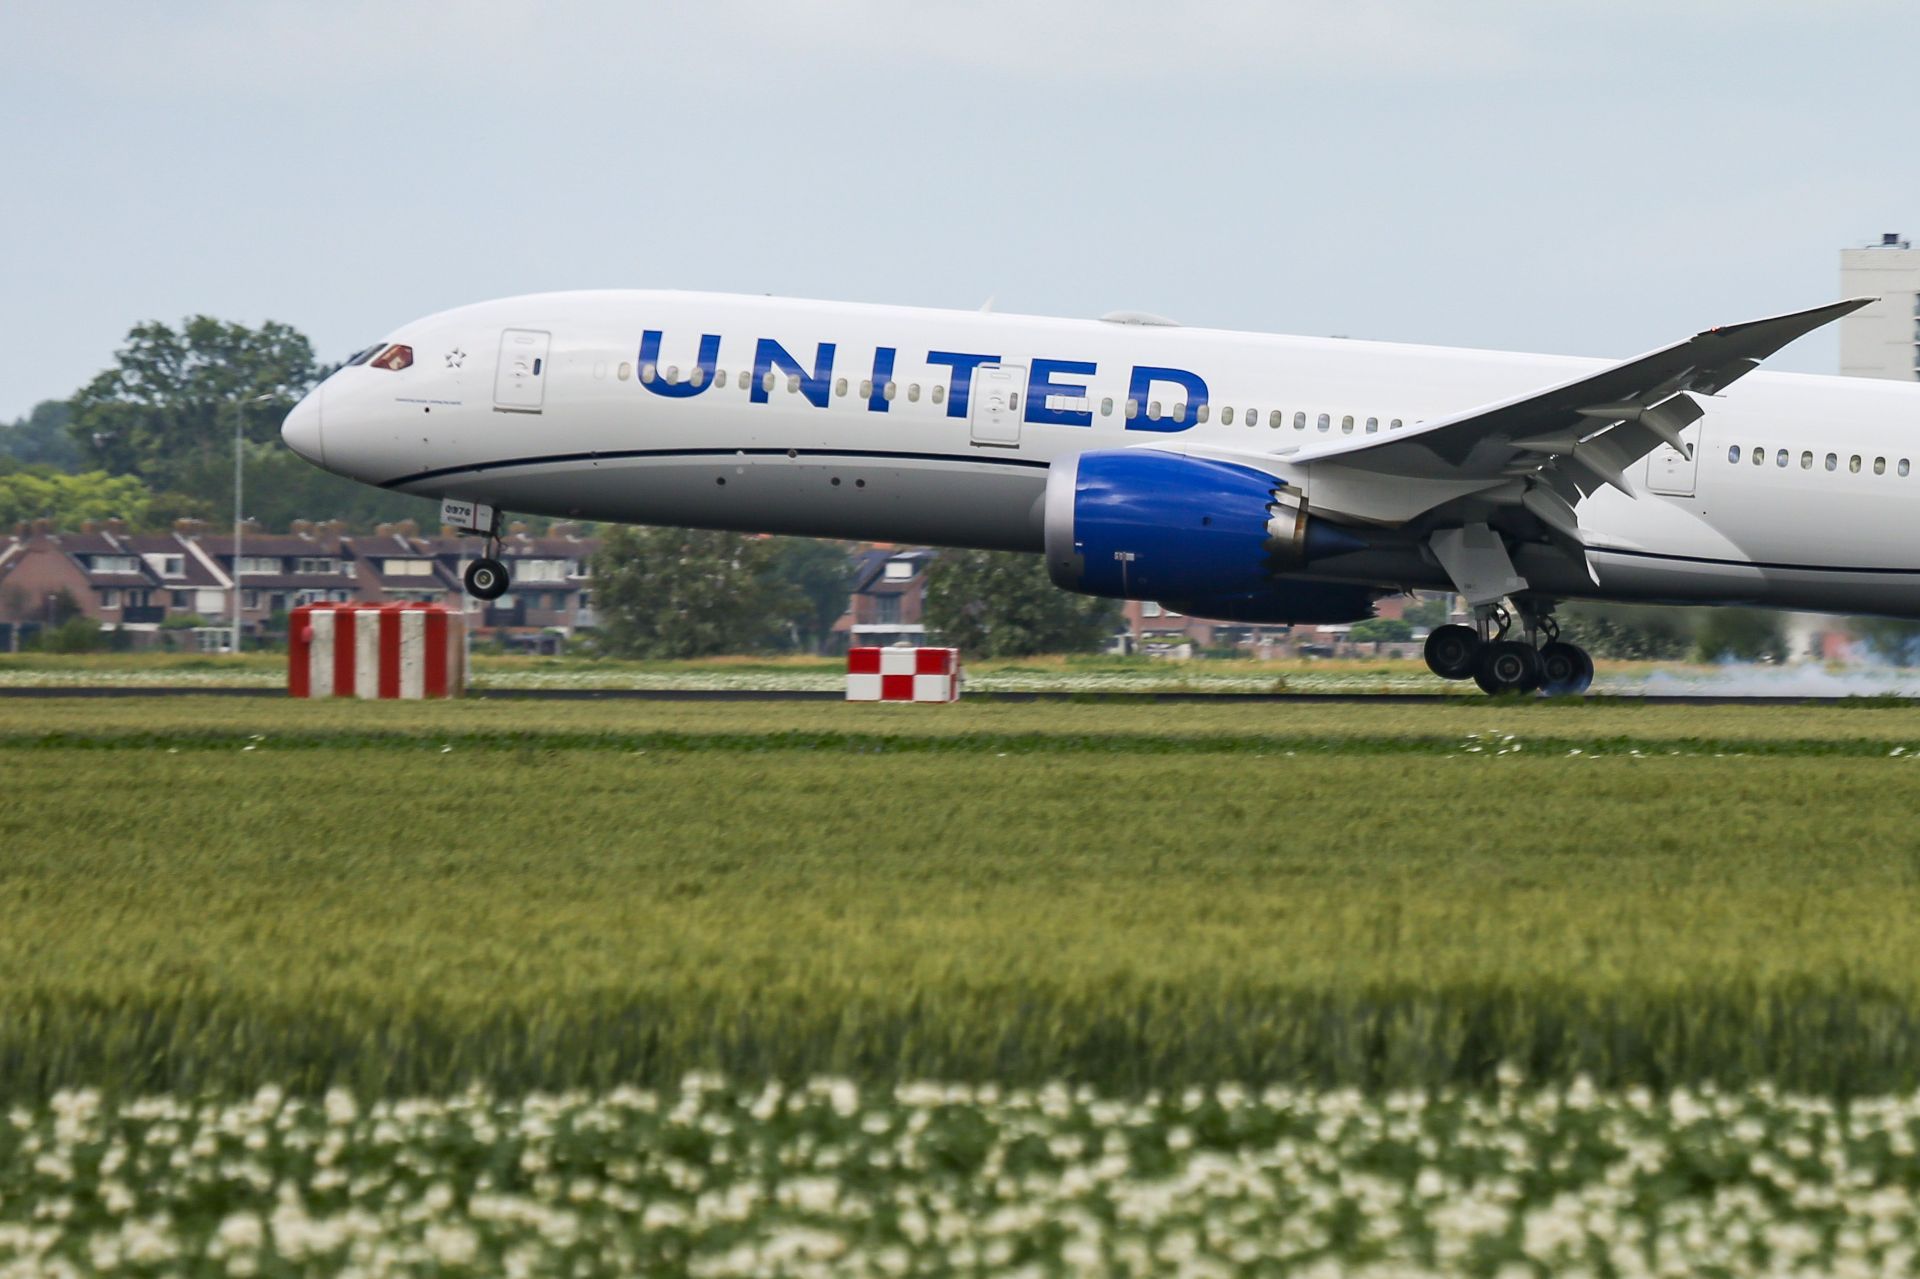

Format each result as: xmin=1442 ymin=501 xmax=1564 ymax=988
xmin=0 ymin=520 xmax=233 ymax=649
xmin=836 ymin=546 xmax=935 ymax=649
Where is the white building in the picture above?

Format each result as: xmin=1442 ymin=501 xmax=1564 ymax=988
xmin=1839 ymin=233 xmax=1920 ymax=381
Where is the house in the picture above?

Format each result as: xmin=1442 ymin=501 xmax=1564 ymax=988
xmin=202 ymin=520 xmax=365 ymax=636
xmin=0 ymin=519 xmax=233 ymax=650
xmin=427 ymin=523 xmax=599 ymax=651
xmin=837 ymin=546 xmax=935 ymax=649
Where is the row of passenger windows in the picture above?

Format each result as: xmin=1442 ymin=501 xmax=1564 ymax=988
xmin=1727 ymin=445 xmax=1912 ymax=477
xmin=613 ymin=360 xmax=1408 ymax=431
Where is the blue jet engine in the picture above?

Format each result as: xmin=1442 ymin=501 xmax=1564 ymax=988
xmin=1043 ymin=450 xmax=1376 ymax=623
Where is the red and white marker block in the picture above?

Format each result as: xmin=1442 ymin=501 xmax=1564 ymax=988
xmin=289 ymin=603 xmax=468 ymax=699
xmin=846 ymin=646 xmax=961 ymax=702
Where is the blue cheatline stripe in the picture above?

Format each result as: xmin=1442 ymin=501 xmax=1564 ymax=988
xmin=379 ymin=447 xmax=1053 ymax=489
xmin=1591 ymin=546 xmax=1920 ymax=577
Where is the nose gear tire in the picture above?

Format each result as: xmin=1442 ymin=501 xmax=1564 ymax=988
xmin=1474 ymin=639 xmax=1543 ymax=696
xmin=1423 ymin=624 xmax=1482 ymax=681
xmin=464 ymin=557 xmax=510 ymax=601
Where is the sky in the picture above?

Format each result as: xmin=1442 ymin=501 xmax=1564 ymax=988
xmin=3 ymin=0 xmax=1918 ymax=422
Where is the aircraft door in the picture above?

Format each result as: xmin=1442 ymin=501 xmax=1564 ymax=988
xmin=1645 ymin=424 xmax=1700 ymax=497
xmin=494 ymin=329 xmax=552 ymax=412
xmin=969 ymin=363 xmax=1024 ymax=448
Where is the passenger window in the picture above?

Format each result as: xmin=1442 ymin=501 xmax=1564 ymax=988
xmin=932 ymin=384 xmax=945 ymax=405
xmin=641 ymin=364 xmax=656 ymax=384
xmin=1728 ymin=446 xmax=1741 ymax=463
xmin=1222 ymin=407 xmax=1235 ymax=425
xmin=1903 ymin=459 xmax=1912 ymax=477
xmin=1851 ymin=455 xmax=1863 ymax=473
xmin=1341 ymin=415 xmax=1355 ymax=434
xmin=786 ymin=374 xmax=801 ymax=393
xmin=714 ymin=370 xmax=727 ymax=388
xmin=1317 ymin=413 xmax=1330 ymax=431
xmin=1875 ymin=457 xmax=1887 ymax=475
xmin=1366 ymin=416 xmax=1379 ymax=433
xmin=690 ymin=367 xmax=706 ymax=388
xmin=1800 ymin=452 xmax=1812 ymax=469
xmin=1295 ymin=412 xmax=1307 ymax=430
xmin=617 ymin=362 xmax=632 ymax=381
xmin=1171 ymin=403 xmax=1186 ymax=424
xmin=860 ymin=379 xmax=873 ymax=399
xmin=1826 ymin=453 xmax=1837 ymax=471
xmin=883 ymin=381 xmax=897 ymax=401
xmin=834 ymin=377 xmax=848 ymax=397
xmin=907 ymin=383 xmax=920 ymax=402
xmin=1389 ymin=418 xmax=1403 ymax=430
xmin=1195 ymin=404 xmax=1208 ymax=423
xmin=1753 ymin=448 xmax=1764 ymax=466
xmin=1009 ymin=392 xmax=1019 ymax=410
xmin=1125 ymin=399 xmax=1139 ymax=419
xmin=1101 ymin=397 xmax=1114 ymax=417
xmin=1147 ymin=400 xmax=1162 ymax=420
xmin=1776 ymin=449 xmax=1787 ymax=467
xmin=1269 ymin=410 xmax=1282 ymax=428
xmin=664 ymin=366 xmax=680 ymax=385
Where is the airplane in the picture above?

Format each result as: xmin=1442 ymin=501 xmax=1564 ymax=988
xmin=280 ymin=288 xmax=1913 ymax=696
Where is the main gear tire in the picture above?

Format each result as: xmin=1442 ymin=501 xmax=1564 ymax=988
xmin=1538 ymin=640 xmax=1594 ymax=696
xmin=1474 ymin=639 xmax=1543 ymax=696
xmin=1423 ymin=624 xmax=1481 ymax=681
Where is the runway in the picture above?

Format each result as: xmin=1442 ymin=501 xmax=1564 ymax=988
xmin=0 ymin=687 xmax=1911 ymax=706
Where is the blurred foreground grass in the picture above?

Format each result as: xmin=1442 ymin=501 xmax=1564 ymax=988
xmin=4 ymin=697 xmax=1920 ymax=1097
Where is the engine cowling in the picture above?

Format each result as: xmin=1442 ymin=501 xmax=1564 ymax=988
xmin=1043 ymin=450 xmax=1369 ymax=618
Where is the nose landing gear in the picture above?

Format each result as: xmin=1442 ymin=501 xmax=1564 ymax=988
xmin=464 ymin=553 xmax=510 ymax=601
xmin=462 ymin=517 xmax=511 ymax=602
xmin=1420 ymin=600 xmax=1593 ymax=696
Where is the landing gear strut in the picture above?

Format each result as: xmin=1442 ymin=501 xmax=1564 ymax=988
xmin=1420 ymin=598 xmax=1593 ymax=697
xmin=463 ymin=515 xmax=511 ymax=602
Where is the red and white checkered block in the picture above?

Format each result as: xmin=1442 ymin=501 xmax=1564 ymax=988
xmin=288 ymin=603 xmax=468 ymax=699
xmin=846 ymin=647 xmax=961 ymax=702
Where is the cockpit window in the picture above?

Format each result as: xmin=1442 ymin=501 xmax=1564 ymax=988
xmin=369 ymin=344 xmax=413 ymax=372
xmin=344 ymin=344 xmax=385 ymax=367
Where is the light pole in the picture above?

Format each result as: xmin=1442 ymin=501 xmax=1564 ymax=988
xmin=232 ymin=393 xmax=276 ymax=654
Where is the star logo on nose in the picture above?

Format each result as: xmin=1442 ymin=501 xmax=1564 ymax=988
xmin=444 ymin=348 xmax=466 ymax=369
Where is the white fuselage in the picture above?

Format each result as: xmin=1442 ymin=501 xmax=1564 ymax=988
xmin=285 ymin=290 xmax=1920 ymax=618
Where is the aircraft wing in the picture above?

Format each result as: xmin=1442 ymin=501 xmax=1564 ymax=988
xmin=1276 ymin=299 xmax=1872 ymax=525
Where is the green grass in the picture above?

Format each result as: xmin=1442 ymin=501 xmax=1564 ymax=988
xmin=5 ymin=698 xmax=1920 ymax=1098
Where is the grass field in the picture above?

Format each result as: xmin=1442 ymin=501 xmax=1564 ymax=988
xmin=5 ymin=696 xmax=1920 ymax=1100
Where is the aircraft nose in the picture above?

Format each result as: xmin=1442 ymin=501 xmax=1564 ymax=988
xmin=281 ymin=386 xmax=325 ymax=466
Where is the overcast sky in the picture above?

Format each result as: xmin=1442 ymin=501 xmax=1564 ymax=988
xmin=3 ymin=1 xmax=1916 ymax=421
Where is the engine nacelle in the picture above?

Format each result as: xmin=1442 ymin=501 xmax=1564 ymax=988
xmin=1160 ymin=585 xmax=1380 ymax=625
xmin=1044 ymin=450 xmax=1367 ymax=609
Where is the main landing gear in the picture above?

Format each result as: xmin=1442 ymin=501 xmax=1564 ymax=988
xmin=1423 ymin=602 xmax=1593 ymax=697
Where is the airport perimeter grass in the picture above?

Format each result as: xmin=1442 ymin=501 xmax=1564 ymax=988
xmin=6 ymin=697 xmax=1920 ymax=1099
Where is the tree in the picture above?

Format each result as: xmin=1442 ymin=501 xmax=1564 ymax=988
xmin=0 ymin=468 xmax=162 ymax=529
xmin=922 ymin=549 xmax=1120 ymax=657
xmin=1556 ymin=603 xmax=1696 ymax=661
xmin=1349 ymin=617 xmax=1413 ymax=643
xmin=766 ymin=537 xmax=853 ymax=652
xmin=0 ymin=401 xmax=81 ymax=470
xmin=1694 ymin=609 xmax=1788 ymax=663
xmin=591 ymin=526 xmax=800 ymax=658
xmin=1401 ymin=596 xmax=1452 ymax=629
xmin=1851 ymin=617 xmax=1920 ymax=666
xmin=68 ymin=317 xmax=317 ymax=511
